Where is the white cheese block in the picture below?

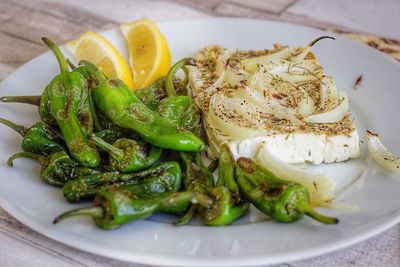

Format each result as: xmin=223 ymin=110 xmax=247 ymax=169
xmin=228 ymin=132 xmax=360 ymax=164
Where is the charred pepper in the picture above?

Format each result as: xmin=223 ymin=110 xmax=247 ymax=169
xmin=235 ymin=157 xmax=339 ymax=224
xmin=7 ymin=151 xmax=94 ymax=186
xmin=198 ymin=144 xmax=249 ymax=226
xmin=135 ymin=77 xmax=187 ymax=111
xmin=42 ymin=37 xmax=100 ymax=167
xmin=90 ymin=135 xmax=162 ymax=173
xmin=91 ymin=77 xmax=204 ymax=151
xmin=158 ymin=58 xmax=201 ymax=134
xmin=1 ymin=86 xmax=56 ymax=126
xmin=54 ymin=190 xmax=210 ymax=230
xmin=63 ymin=161 xmax=181 ymax=203
xmin=0 ymin=117 xmax=64 ymax=155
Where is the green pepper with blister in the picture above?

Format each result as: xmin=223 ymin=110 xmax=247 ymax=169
xmin=198 ymin=144 xmax=249 ymax=226
xmin=91 ymin=78 xmax=204 ymax=152
xmin=42 ymin=37 xmax=100 ymax=167
xmin=63 ymin=161 xmax=181 ymax=203
xmin=54 ymin=190 xmax=211 ymax=230
xmin=0 ymin=117 xmax=64 ymax=155
xmin=135 ymin=77 xmax=188 ymax=110
xmin=90 ymin=135 xmax=162 ymax=173
xmin=0 ymin=86 xmax=56 ymax=126
xmin=7 ymin=151 xmax=94 ymax=186
xmin=235 ymin=157 xmax=338 ymax=224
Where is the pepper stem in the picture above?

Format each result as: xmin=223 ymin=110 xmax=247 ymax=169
xmin=0 ymin=117 xmax=28 ymax=136
xmin=7 ymin=152 xmax=46 ymax=167
xmin=302 ymin=205 xmax=339 ymax=225
xmin=41 ymin=37 xmax=69 ymax=73
xmin=207 ymin=159 xmax=219 ymax=173
xmin=174 ymin=205 xmax=197 ymax=226
xmin=66 ymin=58 xmax=76 ymax=70
xmin=0 ymin=95 xmax=41 ymax=106
xmin=165 ymin=58 xmax=196 ymax=97
xmin=53 ymin=206 xmax=103 ymax=224
xmin=88 ymin=90 xmax=103 ymax=131
xmin=308 ymin=36 xmax=335 ymax=48
xmin=90 ymin=135 xmax=124 ymax=160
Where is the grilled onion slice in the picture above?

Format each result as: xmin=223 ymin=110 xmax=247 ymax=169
xmin=366 ymin=130 xmax=400 ymax=171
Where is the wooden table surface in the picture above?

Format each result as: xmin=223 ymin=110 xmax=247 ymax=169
xmin=0 ymin=0 xmax=399 ymax=266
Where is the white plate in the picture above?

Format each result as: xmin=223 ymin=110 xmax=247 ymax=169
xmin=0 ymin=18 xmax=399 ymax=266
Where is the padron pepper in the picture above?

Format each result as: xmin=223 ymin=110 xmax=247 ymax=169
xmin=198 ymin=144 xmax=249 ymax=226
xmin=53 ymin=190 xmax=211 ymax=230
xmin=158 ymin=58 xmax=201 ymax=134
xmin=156 ymin=58 xmax=213 ymax=225
xmin=92 ymin=128 xmax=126 ymax=144
xmin=91 ymin=76 xmax=204 ymax=152
xmin=135 ymin=77 xmax=187 ymax=111
xmin=90 ymin=135 xmax=162 ymax=173
xmin=235 ymin=157 xmax=339 ymax=224
xmin=63 ymin=161 xmax=181 ymax=203
xmin=1 ymin=86 xmax=56 ymax=126
xmin=42 ymin=37 xmax=100 ymax=167
xmin=7 ymin=151 xmax=94 ymax=186
xmin=0 ymin=60 xmax=104 ymax=131
xmin=174 ymin=152 xmax=215 ymax=225
xmin=0 ymin=117 xmax=64 ymax=155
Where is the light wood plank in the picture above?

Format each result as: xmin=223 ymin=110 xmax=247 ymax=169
xmin=0 ymin=208 xmax=144 ymax=266
xmin=225 ymin=0 xmax=296 ymax=14
xmin=288 ymin=0 xmax=400 ymax=39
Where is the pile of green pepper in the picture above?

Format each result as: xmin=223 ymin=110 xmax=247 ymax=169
xmin=1 ymin=38 xmax=338 ymax=230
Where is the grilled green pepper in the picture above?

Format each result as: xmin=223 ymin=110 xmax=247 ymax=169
xmin=63 ymin=161 xmax=181 ymax=203
xmin=1 ymin=86 xmax=56 ymax=126
xmin=42 ymin=37 xmax=100 ymax=167
xmin=0 ymin=60 xmax=104 ymax=130
xmin=235 ymin=157 xmax=339 ymax=224
xmin=135 ymin=77 xmax=187 ymax=110
xmin=0 ymin=117 xmax=64 ymax=155
xmin=54 ymin=190 xmax=207 ymax=230
xmin=158 ymin=58 xmax=201 ymax=134
xmin=174 ymin=152 xmax=215 ymax=225
xmin=7 ymin=151 xmax=94 ymax=186
xmin=91 ymin=78 xmax=204 ymax=152
xmin=90 ymin=135 xmax=162 ymax=173
xmin=199 ymin=186 xmax=249 ymax=226
xmin=92 ymin=128 xmax=125 ymax=144
xmin=198 ymin=144 xmax=249 ymax=226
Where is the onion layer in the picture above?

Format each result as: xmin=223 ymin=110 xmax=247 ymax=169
xmin=366 ymin=130 xmax=400 ymax=171
xmin=256 ymin=142 xmax=335 ymax=205
xmin=306 ymin=90 xmax=348 ymax=123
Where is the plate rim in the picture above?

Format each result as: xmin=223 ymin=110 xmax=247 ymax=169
xmin=0 ymin=17 xmax=399 ymax=266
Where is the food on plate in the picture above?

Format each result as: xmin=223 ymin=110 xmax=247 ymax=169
xmin=91 ymin=71 xmax=204 ymax=151
xmin=0 ymin=117 xmax=64 ymax=156
xmin=235 ymin=157 xmax=338 ymax=224
xmin=12 ymin=19 xmax=392 ymax=229
xmin=54 ymin=190 xmax=208 ymax=230
xmin=43 ymin=38 xmax=101 ymax=167
xmin=7 ymin=151 xmax=94 ymax=186
xmin=62 ymin=161 xmax=182 ymax=203
xmin=188 ymin=39 xmax=360 ymax=166
xmin=65 ymin=31 xmax=134 ymax=88
xmin=120 ymin=18 xmax=171 ymax=89
xmin=366 ymin=130 xmax=400 ymax=171
xmin=89 ymin=135 xmax=162 ymax=173
xmin=187 ymin=38 xmax=363 ymax=205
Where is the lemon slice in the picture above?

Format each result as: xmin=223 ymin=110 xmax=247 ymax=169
xmin=65 ymin=31 xmax=134 ymax=88
xmin=120 ymin=18 xmax=171 ymax=89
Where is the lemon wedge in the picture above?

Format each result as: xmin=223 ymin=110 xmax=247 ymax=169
xmin=65 ymin=31 xmax=134 ymax=88
xmin=120 ymin=18 xmax=171 ymax=89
